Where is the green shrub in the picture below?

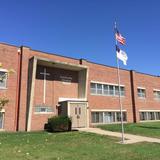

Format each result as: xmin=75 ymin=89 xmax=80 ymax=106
xmin=47 ymin=116 xmax=72 ymax=132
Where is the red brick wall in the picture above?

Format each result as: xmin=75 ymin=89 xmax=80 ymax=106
xmin=132 ymin=72 xmax=160 ymax=122
xmin=0 ymin=44 xmax=19 ymax=131
xmin=86 ymin=62 xmax=134 ymax=124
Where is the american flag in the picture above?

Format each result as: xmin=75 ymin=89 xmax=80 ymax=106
xmin=115 ymin=29 xmax=126 ymax=45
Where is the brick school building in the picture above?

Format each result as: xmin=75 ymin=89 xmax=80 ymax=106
xmin=0 ymin=43 xmax=160 ymax=131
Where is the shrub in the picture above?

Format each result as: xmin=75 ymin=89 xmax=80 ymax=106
xmin=47 ymin=116 xmax=72 ymax=132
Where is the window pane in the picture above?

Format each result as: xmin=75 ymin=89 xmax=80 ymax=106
xmin=137 ymin=88 xmax=146 ymax=98
xmin=109 ymin=86 xmax=114 ymax=95
xmin=0 ymin=72 xmax=7 ymax=88
xmin=120 ymin=87 xmax=125 ymax=96
xmin=140 ymin=112 xmax=147 ymax=121
xmin=115 ymin=86 xmax=119 ymax=96
xmin=156 ymin=112 xmax=160 ymax=120
xmin=103 ymin=85 xmax=109 ymax=95
xmin=104 ymin=112 xmax=115 ymax=123
xmin=116 ymin=112 xmax=121 ymax=122
xmin=90 ymin=83 xmax=96 ymax=94
xmin=91 ymin=112 xmax=103 ymax=123
xmin=123 ymin=112 xmax=127 ymax=121
xmin=97 ymin=84 xmax=102 ymax=94
xmin=148 ymin=112 xmax=155 ymax=120
xmin=0 ymin=112 xmax=4 ymax=129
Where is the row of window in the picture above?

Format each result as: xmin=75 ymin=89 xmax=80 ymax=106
xmin=140 ymin=112 xmax=160 ymax=121
xmin=91 ymin=111 xmax=160 ymax=124
xmin=90 ymin=82 xmax=160 ymax=100
xmin=90 ymin=83 xmax=125 ymax=96
xmin=137 ymin=88 xmax=160 ymax=100
xmin=91 ymin=111 xmax=127 ymax=123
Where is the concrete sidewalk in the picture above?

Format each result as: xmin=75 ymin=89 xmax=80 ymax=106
xmin=77 ymin=127 xmax=160 ymax=144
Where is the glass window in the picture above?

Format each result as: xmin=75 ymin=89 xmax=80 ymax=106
xmin=90 ymin=83 xmax=125 ymax=97
xmin=91 ymin=112 xmax=103 ymax=123
xmin=154 ymin=91 xmax=160 ymax=100
xmin=35 ymin=106 xmax=54 ymax=113
xmin=137 ymin=88 xmax=146 ymax=98
xmin=148 ymin=112 xmax=155 ymax=120
xmin=155 ymin=112 xmax=160 ymax=120
xmin=140 ymin=112 xmax=147 ymax=121
xmin=97 ymin=84 xmax=103 ymax=94
xmin=90 ymin=83 xmax=96 ymax=94
xmin=0 ymin=112 xmax=4 ymax=129
xmin=120 ymin=87 xmax=125 ymax=96
xmin=109 ymin=85 xmax=114 ymax=95
xmin=103 ymin=85 xmax=109 ymax=95
xmin=104 ymin=112 xmax=115 ymax=123
xmin=0 ymin=71 xmax=7 ymax=88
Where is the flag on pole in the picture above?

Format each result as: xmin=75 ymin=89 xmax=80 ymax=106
xmin=115 ymin=28 xmax=126 ymax=45
xmin=116 ymin=45 xmax=128 ymax=65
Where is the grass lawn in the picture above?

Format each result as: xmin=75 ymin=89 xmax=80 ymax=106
xmin=97 ymin=121 xmax=160 ymax=138
xmin=0 ymin=131 xmax=160 ymax=160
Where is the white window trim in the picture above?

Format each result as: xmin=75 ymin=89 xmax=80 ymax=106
xmin=0 ymin=109 xmax=5 ymax=113
xmin=139 ymin=109 xmax=160 ymax=112
xmin=0 ymin=68 xmax=8 ymax=72
xmin=153 ymin=89 xmax=160 ymax=92
xmin=137 ymin=87 xmax=146 ymax=89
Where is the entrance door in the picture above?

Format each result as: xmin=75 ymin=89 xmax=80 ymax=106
xmin=69 ymin=103 xmax=86 ymax=128
xmin=0 ymin=112 xmax=4 ymax=129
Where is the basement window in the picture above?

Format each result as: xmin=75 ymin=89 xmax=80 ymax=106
xmin=35 ymin=105 xmax=54 ymax=113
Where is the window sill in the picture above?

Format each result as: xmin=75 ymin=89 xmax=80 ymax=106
xmin=0 ymin=87 xmax=7 ymax=90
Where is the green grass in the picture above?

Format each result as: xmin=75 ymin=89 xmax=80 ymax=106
xmin=0 ymin=131 xmax=160 ymax=160
xmin=97 ymin=121 xmax=160 ymax=138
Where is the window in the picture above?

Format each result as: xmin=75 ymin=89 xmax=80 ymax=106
xmin=97 ymin=84 xmax=103 ymax=95
xmin=90 ymin=82 xmax=125 ymax=97
xmin=0 ymin=71 xmax=7 ymax=89
xmin=137 ymin=88 xmax=146 ymax=98
xmin=153 ymin=90 xmax=160 ymax=100
xmin=140 ymin=111 xmax=160 ymax=121
xmin=35 ymin=105 xmax=54 ymax=113
xmin=91 ymin=111 xmax=127 ymax=124
xmin=91 ymin=112 xmax=103 ymax=123
xmin=0 ymin=112 xmax=4 ymax=129
xmin=90 ymin=83 xmax=96 ymax=94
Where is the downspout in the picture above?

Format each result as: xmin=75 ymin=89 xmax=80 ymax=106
xmin=130 ymin=70 xmax=137 ymax=122
xmin=14 ymin=47 xmax=22 ymax=131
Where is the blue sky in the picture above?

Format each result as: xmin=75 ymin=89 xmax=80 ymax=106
xmin=0 ymin=0 xmax=160 ymax=75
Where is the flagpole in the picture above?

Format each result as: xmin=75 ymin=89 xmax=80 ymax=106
xmin=115 ymin=22 xmax=125 ymax=144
